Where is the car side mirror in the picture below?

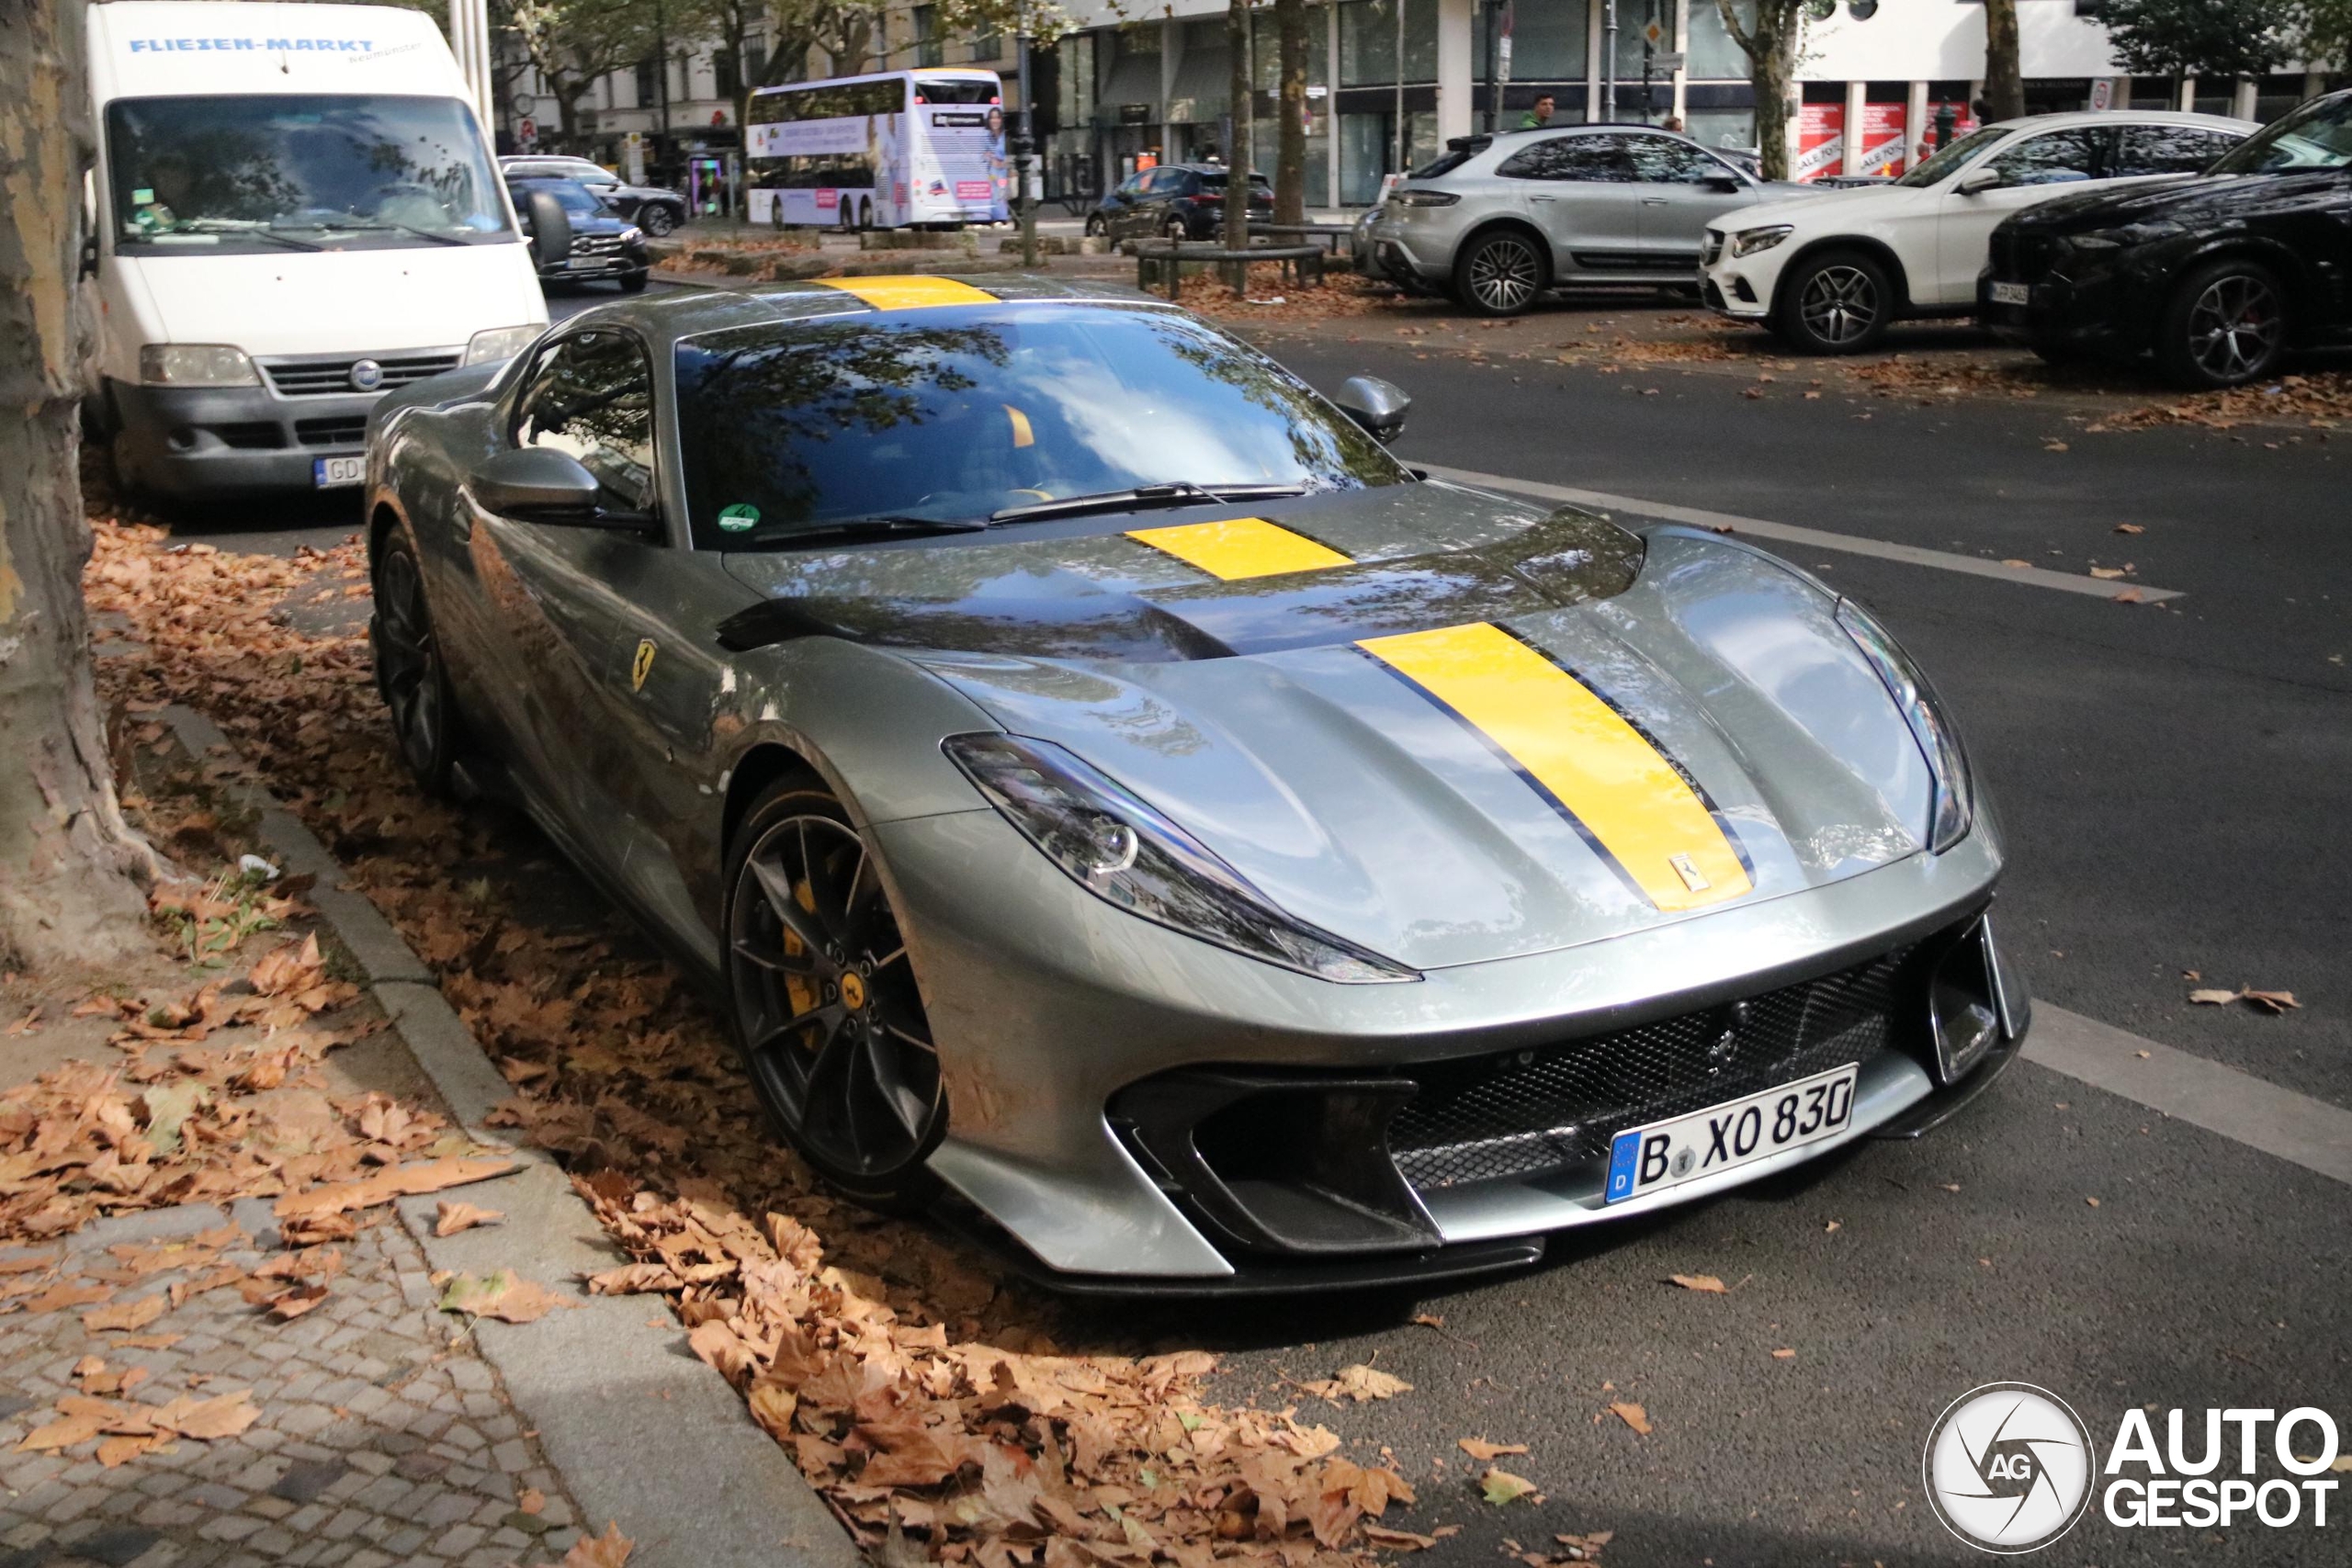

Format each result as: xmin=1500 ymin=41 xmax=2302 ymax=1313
xmin=1955 ymin=169 xmax=2004 ymax=196
xmin=525 ymin=189 xmax=572 ymax=267
xmin=469 ymin=446 xmax=653 ymax=531
xmin=1336 ymin=375 xmax=1410 ymax=444
xmin=1702 ymin=175 xmax=1743 ymax=194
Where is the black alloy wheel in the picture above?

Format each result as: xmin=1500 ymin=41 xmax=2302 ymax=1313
xmin=2160 ymin=259 xmax=2287 ymax=389
xmin=639 ymin=202 xmax=675 ymax=237
xmin=724 ymin=784 xmax=944 ymax=1210
xmin=617 ymin=269 xmax=649 ymax=293
xmin=1780 ymin=250 xmax=1892 ymax=354
xmin=1454 ymin=231 xmax=1545 ymax=317
xmin=370 ymin=533 xmax=458 ymax=796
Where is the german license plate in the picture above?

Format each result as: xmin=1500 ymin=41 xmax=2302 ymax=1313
xmin=1605 ymin=1064 xmax=1859 ymax=1203
xmin=312 ymin=456 xmax=364 ymax=489
xmin=1989 ymin=281 xmax=2031 ymax=306
xmin=565 ymin=256 xmax=604 ymax=270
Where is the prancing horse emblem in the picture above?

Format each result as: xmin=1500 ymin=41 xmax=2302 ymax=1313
xmin=631 ymin=638 xmax=657 ymax=693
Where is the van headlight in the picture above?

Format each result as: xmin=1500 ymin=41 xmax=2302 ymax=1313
xmin=139 ymin=344 xmax=258 ymax=388
xmin=1731 ymin=224 xmax=1793 ymax=258
xmin=1837 ymin=601 xmax=1973 ymax=852
xmin=944 ymin=733 xmax=1419 ymax=984
xmin=465 ymin=325 xmax=543 ymax=366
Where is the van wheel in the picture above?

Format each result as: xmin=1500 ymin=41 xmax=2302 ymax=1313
xmin=2158 ymin=258 xmax=2287 ymax=389
xmin=1776 ymin=250 xmax=1894 ymax=354
xmin=1453 ymin=230 xmax=1546 ymax=316
xmin=617 ymin=269 xmax=649 ymax=293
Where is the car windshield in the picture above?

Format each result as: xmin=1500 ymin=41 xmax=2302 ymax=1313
xmin=1894 ymin=125 xmax=2008 ymax=187
xmin=673 ymin=302 xmax=1405 ymax=547
xmin=2208 ymin=94 xmax=2352 ymax=174
xmin=514 ymin=180 xmax=611 ymax=217
xmin=107 ymin=94 xmax=511 ymax=250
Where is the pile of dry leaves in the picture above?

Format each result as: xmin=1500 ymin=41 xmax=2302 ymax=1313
xmin=1176 ymin=265 xmax=1403 ymax=323
xmin=80 ymin=506 xmax=1450 ymax=1562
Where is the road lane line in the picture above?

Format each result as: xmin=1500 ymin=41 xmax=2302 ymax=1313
xmin=1418 ymin=463 xmax=2186 ymax=604
xmin=2026 ymin=1004 xmax=2352 ymax=1186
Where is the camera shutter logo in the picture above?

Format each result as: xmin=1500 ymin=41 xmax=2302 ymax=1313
xmin=1923 ymin=1383 xmax=2095 ymax=1553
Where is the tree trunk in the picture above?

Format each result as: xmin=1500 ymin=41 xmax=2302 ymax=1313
xmin=0 ymin=0 xmax=156 ymax=971
xmin=1983 ymin=0 xmax=2025 ymax=121
xmin=1750 ymin=28 xmax=1793 ymax=183
xmin=1225 ymin=0 xmax=1251 ymax=248
xmin=1273 ymin=0 xmax=1307 ymax=225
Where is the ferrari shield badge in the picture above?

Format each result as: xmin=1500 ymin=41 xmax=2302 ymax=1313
xmin=631 ymin=638 xmax=658 ymax=693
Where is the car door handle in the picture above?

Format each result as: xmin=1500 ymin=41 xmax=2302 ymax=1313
xmin=1530 ymin=194 xmax=1559 ymax=202
xmin=1640 ymin=197 xmax=1668 ymax=206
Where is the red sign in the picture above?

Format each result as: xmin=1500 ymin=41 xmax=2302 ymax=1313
xmin=1854 ymin=102 xmax=1907 ymax=178
xmin=815 ymin=186 xmax=839 ymax=210
xmin=955 ymin=179 xmax=993 ymax=201
xmin=1796 ymin=103 xmax=1845 ymax=182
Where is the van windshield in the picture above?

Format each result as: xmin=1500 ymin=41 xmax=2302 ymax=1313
xmin=108 ymin=94 xmax=512 ymax=253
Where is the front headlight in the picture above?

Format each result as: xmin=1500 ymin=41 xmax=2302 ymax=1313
xmin=944 ymin=733 xmax=1420 ymax=984
xmin=1837 ymin=601 xmax=1972 ymax=853
xmin=1731 ymin=224 xmax=1793 ymax=258
xmin=139 ymin=344 xmax=257 ymax=388
xmin=620 ymin=225 xmax=643 ymax=243
xmin=464 ymin=324 xmax=543 ymax=366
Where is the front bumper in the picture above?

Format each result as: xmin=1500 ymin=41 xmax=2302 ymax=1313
xmin=107 ymin=378 xmax=379 ymax=499
xmin=880 ymin=807 xmax=2020 ymax=1288
xmin=1978 ymin=231 xmax=2161 ymax=356
xmin=1699 ymin=239 xmax=1781 ymax=321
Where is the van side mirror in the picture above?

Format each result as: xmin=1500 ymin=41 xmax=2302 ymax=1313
xmin=1336 ymin=375 xmax=1411 ymax=444
xmin=1955 ymin=169 xmax=2004 ymax=196
xmin=468 ymin=446 xmax=653 ymax=532
xmin=525 ymin=189 xmax=572 ymax=268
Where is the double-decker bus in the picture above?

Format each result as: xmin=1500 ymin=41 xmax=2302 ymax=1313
xmin=747 ymin=68 xmax=1007 ymax=230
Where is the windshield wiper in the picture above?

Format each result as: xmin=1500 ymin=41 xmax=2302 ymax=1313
xmin=744 ymin=515 xmax=992 ymax=548
xmin=990 ymin=482 xmax=1308 ymax=524
xmin=149 ymin=220 xmax=322 ymax=252
xmin=304 ymin=219 xmax=470 ymax=247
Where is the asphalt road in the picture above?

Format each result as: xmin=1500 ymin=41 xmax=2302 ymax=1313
xmin=148 ymin=281 xmax=2351 ymax=1567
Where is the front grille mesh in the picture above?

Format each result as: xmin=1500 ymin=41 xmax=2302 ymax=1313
xmin=259 ymin=353 xmax=459 ymax=397
xmin=1988 ymin=231 xmax=2058 ymax=287
xmin=1388 ymin=948 xmax=1916 ymax=1191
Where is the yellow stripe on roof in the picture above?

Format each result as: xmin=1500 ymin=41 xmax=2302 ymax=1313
xmin=813 ymin=276 xmax=1000 ymax=311
xmin=1126 ymin=517 xmax=1353 ymax=580
xmin=1358 ymin=622 xmax=1752 ymax=912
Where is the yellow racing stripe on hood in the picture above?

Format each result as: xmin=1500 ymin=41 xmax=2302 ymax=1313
xmin=1127 ymin=517 xmax=1353 ymax=580
xmin=1357 ymin=622 xmax=1752 ymax=912
xmin=813 ymin=276 xmax=1000 ymax=311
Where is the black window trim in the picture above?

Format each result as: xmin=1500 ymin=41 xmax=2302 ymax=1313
xmin=507 ymin=324 xmax=672 ymax=543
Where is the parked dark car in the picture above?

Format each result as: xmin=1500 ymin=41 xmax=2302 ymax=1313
xmin=1084 ymin=164 xmax=1275 ymax=242
xmin=502 ymin=155 xmax=688 ymax=237
xmin=507 ymin=178 xmax=650 ymax=292
xmin=1981 ymin=88 xmax=2352 ymax=387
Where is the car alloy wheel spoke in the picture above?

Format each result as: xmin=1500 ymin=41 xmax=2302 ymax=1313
xmin=2189 ymin=277 xmax=2276 ymax=378
xmin=730 ymin=937 xmax=817 ymax=976
xmin=1474 ymin=243 xmax=1535 ymax=310
xmin=752 ymin=1000 xmax=844 ymax=1058
xmin=1804 ymin=268 xmax=1874 ymax=344
xmin=747 ymin=852 xmax=833 ymax=965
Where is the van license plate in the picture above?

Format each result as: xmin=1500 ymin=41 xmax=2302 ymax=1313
xmin=1604 ymin=1063 xmax=1859 ymax=1203
xmin=313 ymin=456 xmax=365 ymax=489
xmin=1989 ymin=281 xmax=2031 ymax=306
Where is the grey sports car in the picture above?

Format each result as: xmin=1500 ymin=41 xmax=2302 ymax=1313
xmin=364 ymin=275 xmax=2028 ymax=1292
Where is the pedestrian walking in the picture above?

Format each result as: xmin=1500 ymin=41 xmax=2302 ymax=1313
xmin=1518 ymin=95 xmax=1556 ymax=130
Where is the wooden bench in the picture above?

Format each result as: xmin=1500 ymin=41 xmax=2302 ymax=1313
xmin=1133 ymin=241 xmax=1326 ymax=301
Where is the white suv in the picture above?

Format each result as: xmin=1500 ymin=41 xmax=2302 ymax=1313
xmin=1699 ymin=110 xmax=2256 ymax=353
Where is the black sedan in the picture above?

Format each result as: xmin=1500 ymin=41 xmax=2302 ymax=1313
xmin=507 ymin=178 xmax=650 ymax=292
xmin=501 ymin=155 xmax=689 ymax=236
xmin=1982 ymin=88 xmax=2352 ymax=387
xmin=1084 ymin=164 xmax=1274 ymax=243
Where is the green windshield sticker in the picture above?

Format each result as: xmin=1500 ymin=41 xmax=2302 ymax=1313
xmin=718 ymin=503 xmax=761 ymax=532
xmin=132 ymin=188 xmax=155 ymax=205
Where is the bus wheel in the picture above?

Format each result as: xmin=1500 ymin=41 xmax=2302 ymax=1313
xmin=858 ymin=198 xmax=873 ymax=231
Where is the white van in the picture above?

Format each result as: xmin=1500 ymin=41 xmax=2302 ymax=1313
xmin=85 ymin=2 xmax=553 ymax=498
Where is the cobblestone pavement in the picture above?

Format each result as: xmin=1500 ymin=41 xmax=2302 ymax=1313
xmin=0 ymin=1202 xmax=588 ymax=1568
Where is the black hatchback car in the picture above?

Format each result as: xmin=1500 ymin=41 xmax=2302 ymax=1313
xmin=1982 ymin=89 xmax=2352 ymax=388
xmin=1084 ymin=164 xmax=1275 ymax=242
xmin=506 ymin=177 xmax=651 ymax=292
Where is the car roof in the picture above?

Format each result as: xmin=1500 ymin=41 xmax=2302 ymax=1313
xmin=552 ymin=276 xmax=1173 ymax=349
xmin=1977 ymin=108 xmax=2262 ymax=132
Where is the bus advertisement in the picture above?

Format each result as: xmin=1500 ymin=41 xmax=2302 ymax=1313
xmin=747 ymin=68 xmax=1008 ymax=230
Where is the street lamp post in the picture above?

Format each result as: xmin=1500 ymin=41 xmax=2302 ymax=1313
xmin=1015 ymin=1 xmax=1038 ymax=266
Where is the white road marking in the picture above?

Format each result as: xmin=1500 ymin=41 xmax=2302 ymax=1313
xmin=1419 ymin=463 xmax=2186 ymax=604
xmin=2026 ymin=1004 xmax=2352 ymax=1187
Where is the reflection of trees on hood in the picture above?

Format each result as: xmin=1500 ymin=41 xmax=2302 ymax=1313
xmin=1153 ymin=322 xmax=1396 ymax=490
xmin=678 ymin=322 xmax=1008 ymax=524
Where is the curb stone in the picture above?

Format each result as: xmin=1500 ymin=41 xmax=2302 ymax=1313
xmin=156 ymin=705 xmax=863 ymax=1568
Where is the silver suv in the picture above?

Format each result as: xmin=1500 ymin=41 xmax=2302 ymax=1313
xmin=1363 ymin=126 xmax=1804 ymax=316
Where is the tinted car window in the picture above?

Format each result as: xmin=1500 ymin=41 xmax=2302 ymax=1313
xmin=1895 ymin=124 xmax=2008 ymax=187
xmin=1986 ymin=129 xmax=2109 ymax=186
xmin=2209 ymin=93 xmax=2352 ymax=173
xmin=515 ymin=332 xmax=656 ymax=513
xmin=1497 ymin=135 xmax=1633 ymax=182
xmin=2113 ymin=126 xmax=2239 ymax=176
xmin=1624 ymin=134 xmax=1732 ymax=185
xmin=673 ymin=304 xmax=1402 ymax=547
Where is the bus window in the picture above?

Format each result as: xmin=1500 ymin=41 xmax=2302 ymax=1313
xmin=913 ymin=79 xmax=999 ymax=106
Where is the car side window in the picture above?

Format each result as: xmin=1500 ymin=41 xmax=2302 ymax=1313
xmin=514 ymin=331 xmax=657 ymax=515
xmin=1497 ymin=134 xmax=1634 ymax=182
xmin=1114 ymin=173 xmax=1145 ymax=197
xmin=1985 ymin=129 xmax=2109 ymax=186
xmin=2114 ymin=125 xmax=2238 ymax=177
xmin=1623 ymin=134 xmax=1730 ymax=186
